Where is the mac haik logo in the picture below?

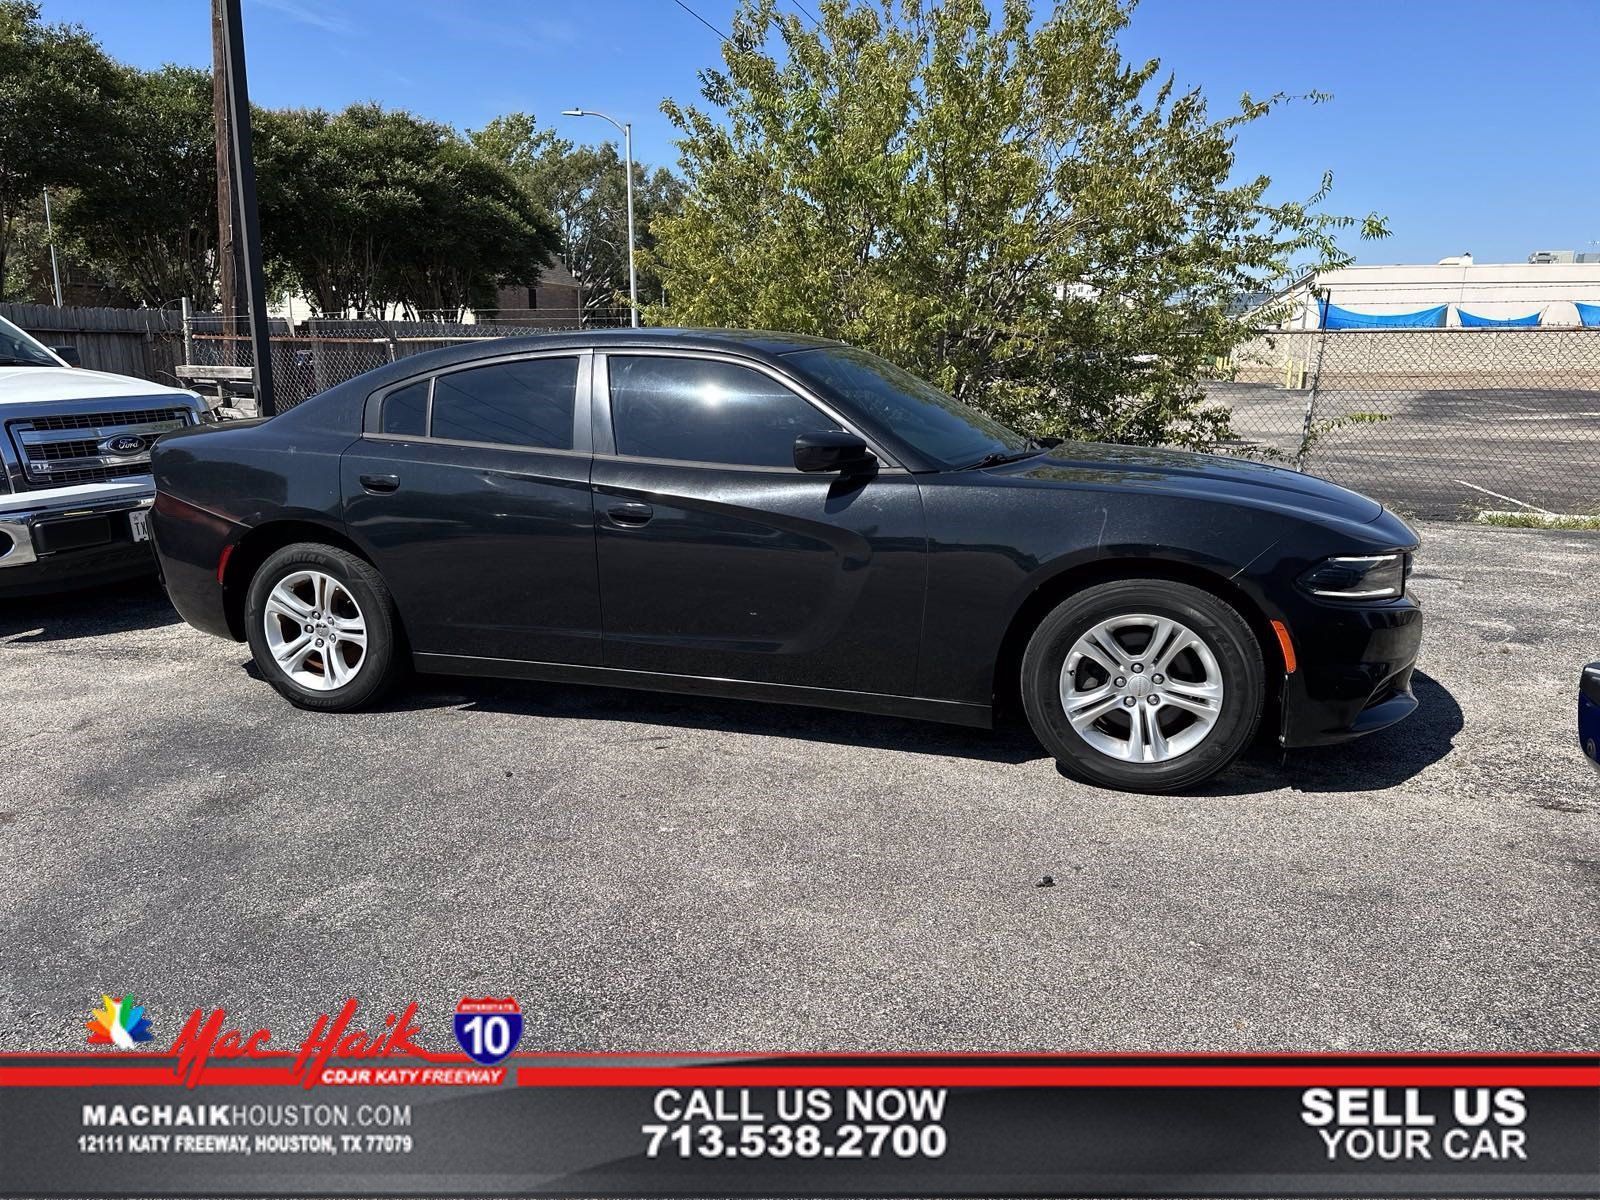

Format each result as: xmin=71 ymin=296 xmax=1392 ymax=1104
xmin=86 ymin=994 xmax=155 ymax=1048
xmin=453 ymin=997 xmax=522 ymax=1065
xmin=168 ymin=998 xmax=425 ymax=1088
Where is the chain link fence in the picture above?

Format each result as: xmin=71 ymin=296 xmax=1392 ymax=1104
xmin=161 ymin=307 xmax=1600 ymax=523
xmin=1209 ymin=326 xmax=1600 ymax=520
xmin=176 ymin=309 xmax=628 ymax=410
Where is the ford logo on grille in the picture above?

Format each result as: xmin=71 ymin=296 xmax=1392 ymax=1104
xmin=103 ymin=435 xmax=146 ymax=456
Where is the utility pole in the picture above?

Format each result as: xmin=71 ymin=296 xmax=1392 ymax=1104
xmin=218 ymin=0 xmax=275 ymax=415
xmin=211 ymin=0 xmax=240 ymax=363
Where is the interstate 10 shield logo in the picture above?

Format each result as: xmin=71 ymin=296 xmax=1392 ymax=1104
xmin=453 ymin=997 xmax=522 ymax=1065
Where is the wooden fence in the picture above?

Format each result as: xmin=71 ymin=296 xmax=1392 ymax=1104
xmin=0 ymin=302 xmax=190 ymax=385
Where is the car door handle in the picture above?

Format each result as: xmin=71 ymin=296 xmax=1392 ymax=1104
xmin=360 ymin=473 xmax=399 ymax=494
xmin=607 ymin=501 xmax=654 ymax=527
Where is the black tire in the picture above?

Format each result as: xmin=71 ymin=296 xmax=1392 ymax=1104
xmin=1020 ymin=579 xmax=1263 ymax=793
xmin=244 ymin=542 xmax=403 ymax=712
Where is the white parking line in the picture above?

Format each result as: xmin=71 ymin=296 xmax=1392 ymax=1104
xmin=1453 ymin=480 xmax=1553 ymax=514
xmin=1485 ymin=412 xmax=1600 ymax=421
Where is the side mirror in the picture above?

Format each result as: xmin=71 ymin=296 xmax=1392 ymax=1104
xmin=794 ymin=430 xmax=874 ymax=474
xmin=50 ymin=345 xmax=81 ymax=367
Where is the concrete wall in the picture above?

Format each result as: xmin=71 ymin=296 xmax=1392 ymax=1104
xmin=1273 ymin=263 xmax=1600 ymax=328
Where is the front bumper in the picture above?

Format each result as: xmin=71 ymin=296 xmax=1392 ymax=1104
xmin=1278 ymin=595 xmax=1424 ymax=748
xmin=0 ymin=477 xmax=156 ymax=594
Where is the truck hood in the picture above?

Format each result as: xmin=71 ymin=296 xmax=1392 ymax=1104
xmin=989 ymin=440 xmax=1386 ymax=526
xmin=0 ymin=365 xmax=197 ymax=406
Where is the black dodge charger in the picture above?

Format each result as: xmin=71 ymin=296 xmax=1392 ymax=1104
xmin=151 ymin=329 xmax=1421 ymax=792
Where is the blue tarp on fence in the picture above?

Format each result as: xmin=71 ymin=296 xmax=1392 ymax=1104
xmin=1319 ymin=301 xmax=1449 ymax=329
xmin=1457 ymin=308 xmax=1542 ymax=327
xmin=1578 ymin=302 xmax=1600 ymax=328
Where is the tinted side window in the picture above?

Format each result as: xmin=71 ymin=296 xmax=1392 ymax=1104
xmin=380 ymin=379 xmax=429 ymax=436
xmin=431 ymin=357 xmax=579 ymax=449
xmin=608 ymin=356 xmax=838 ymax=467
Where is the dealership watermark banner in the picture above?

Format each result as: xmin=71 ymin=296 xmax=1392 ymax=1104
xmin=1 ymin=1004 xmax=1596 ymax=1195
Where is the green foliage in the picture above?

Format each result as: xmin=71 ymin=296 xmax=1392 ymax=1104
xmin=651 ymin=0 xmax=1390 ymax=448
xmin=1474 ymin=510 xmax=1600 ymax=530
xmin=470 ymin=113 xmax=684 ymax=317
xmin=254 ymin=104 xmax=559 ymax=319
xmin=1 ymin=198 xmax=50 ymax=302
xmin=55 ymin=65 xmax=218 ymax=307
xmin=0 ymin=0 xmax=125 ymax=300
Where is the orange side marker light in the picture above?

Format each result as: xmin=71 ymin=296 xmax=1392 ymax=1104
xmin=1270 ymin=620 xmax=1297 ymax=674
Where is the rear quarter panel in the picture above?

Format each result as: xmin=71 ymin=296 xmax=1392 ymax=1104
xmin=151 ymin=396 xmax=359 ymax=637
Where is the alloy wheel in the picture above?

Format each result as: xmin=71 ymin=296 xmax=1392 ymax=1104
xmin=1058 ymin=612 xmax=1225 ymax=763
xmin=262 ymin=570 xmax=368 ymax=691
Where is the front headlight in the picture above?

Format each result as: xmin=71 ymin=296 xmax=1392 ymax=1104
xmin=187 ymin=392 xmax=217 ymax=424
xmin=1298 ymin=552 xmax=1409 ymax=600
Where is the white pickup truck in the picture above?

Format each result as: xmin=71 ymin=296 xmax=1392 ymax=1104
xmin=0 ymin=313 xmax=209 ymax=597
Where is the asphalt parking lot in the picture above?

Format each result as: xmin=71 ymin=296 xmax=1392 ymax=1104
xmin=1208 ymin=379 xmax=1600 ymax=519
xmin=0 ymin=521 xmax=1596 ymax=1055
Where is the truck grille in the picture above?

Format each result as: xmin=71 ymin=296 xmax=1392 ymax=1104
xmin=6 ymin=404 xmax=195 ymax=488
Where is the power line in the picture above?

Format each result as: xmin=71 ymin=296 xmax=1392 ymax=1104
xmin=789 ymin=0 xmax=819 ymax=23
xmin=670 ymin=0 xmax=729 ymax=42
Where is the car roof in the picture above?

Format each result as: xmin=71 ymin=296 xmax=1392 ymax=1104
xmin=418 ymin=326 xmax=842 ymax=364
xmin=282 ymin=327 xmax=848 ymax=438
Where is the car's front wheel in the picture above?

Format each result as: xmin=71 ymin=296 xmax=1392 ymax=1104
xmin=1021 ymin=579 xmax=1264 ymax=793
xmin=244 ymin=543 xmax=402 ymax=712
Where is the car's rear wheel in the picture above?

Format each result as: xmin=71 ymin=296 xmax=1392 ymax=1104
xmin=1021 ymin=579 xmax=1263 ymax=793
xmin=244 ymin=543 xmax=402 ymax=711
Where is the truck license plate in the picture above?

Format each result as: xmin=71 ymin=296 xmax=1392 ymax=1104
xmin=129 ymin=509 xmax=149 ymax=542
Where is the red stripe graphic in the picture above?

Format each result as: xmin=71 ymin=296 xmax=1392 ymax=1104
xmin=511 ymin=1065 xmax=1600 ymax=1089
xmin=0 ymin=1066 xmax=299 ymax=1087
xmin=2 ymin=1062 xmax=1595 ymax=1088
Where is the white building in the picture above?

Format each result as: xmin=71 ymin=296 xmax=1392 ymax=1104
xmin=1265 ymin=254 xmax=1600 ymax=329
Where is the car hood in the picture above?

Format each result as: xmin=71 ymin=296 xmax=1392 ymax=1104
xmin=0 ymin=365 xmax=197 ymax=406
xmin=986 ymin=440 xmax=1386 ymax=525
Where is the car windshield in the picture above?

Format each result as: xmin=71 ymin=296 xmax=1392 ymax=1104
xmin=782 ymin=345 xmax=1031 ymax=469
xmin=0 ymin=315 xmax=60 ymax=367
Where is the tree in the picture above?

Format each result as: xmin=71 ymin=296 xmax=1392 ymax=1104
xmin=255 ymin=104 xmax=558 ymax=319
xmin=387 ymin=135 xmax=567 ymax=319
xmin=0 ymin=1 xmax=125 ymax=300
xmin=55 ymin=66 xmax=218 ymax=307
xmin=471 ymin=113 xmax=684 ymax=318
xmin=0 ymin=198 xmax=50 ymax=302
xmin=651 ymin=0 xmax=1388 ymax=448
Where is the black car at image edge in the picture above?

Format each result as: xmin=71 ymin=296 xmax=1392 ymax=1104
xmin=149 ymin=328 xmax=1422 ymax=792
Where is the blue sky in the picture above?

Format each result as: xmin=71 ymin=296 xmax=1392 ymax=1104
xmin=38 ymin=0 xmax=1600 ymax=266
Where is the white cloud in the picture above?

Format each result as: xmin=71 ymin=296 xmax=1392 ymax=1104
xmin=249 ymin=0 xmax=357 ymax=36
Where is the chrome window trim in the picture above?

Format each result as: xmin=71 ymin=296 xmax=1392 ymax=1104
xmin=593 ymin=347 xmax=904 ymax=471
xmin=587 ymin=451 xmax=911 ymax=476
xmin=360 ymin=433 xmax=593 ymax=460
xmin=363 ymin=349 xmax=592 ymax=453
xmin=371 ymin=376 xmax=432 ymax=439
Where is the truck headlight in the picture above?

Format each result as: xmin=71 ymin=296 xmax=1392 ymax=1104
xmin=1298 ymin=552 xmax=1409 ymax=600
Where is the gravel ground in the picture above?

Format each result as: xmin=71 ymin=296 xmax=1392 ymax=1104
xmin=0 ymin=521 xmax=1595 ymax=1054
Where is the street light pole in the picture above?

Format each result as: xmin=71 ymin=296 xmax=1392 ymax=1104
xmin=41 ymin=188 xmax=63 ymax=306
xmin=562 ymin=108 xmax=639 ymax=327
